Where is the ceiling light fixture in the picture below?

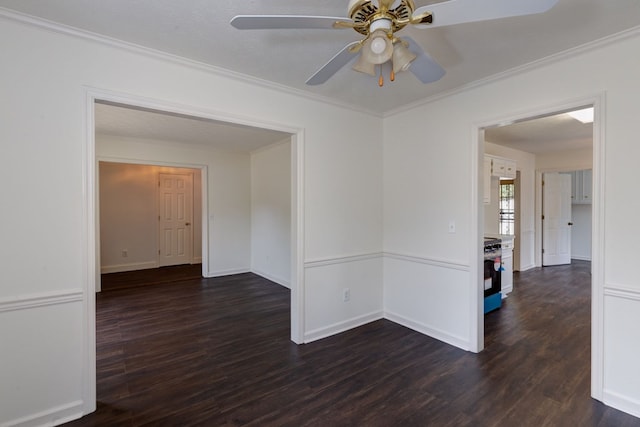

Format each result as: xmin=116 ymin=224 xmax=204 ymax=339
xmin=352 ymin=23 xmax=416 ymax=86
xmin=567 ymin=107 xmax=594 ymax=123
xmin=361 ymin=29 xmax=394 ymax=65
xmin=352 ymin=52 xmax=377 ymax=76
xmin=392 ymin=40 xmax=417 ymax=73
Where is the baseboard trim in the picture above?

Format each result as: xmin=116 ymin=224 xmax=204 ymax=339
xmin=205 ymin=268 xmax=250 ymax=278
xmin=101 ymin=261 xmax=157 ymax=274
xmin=304 ymin=310 xmax=383 ymax=343
xmin=572 ymin=256 xmax=592 ymax=261
xmin=518 ymin=264 xmax=537 ymax=272
xmin=603 ymin=389 xmax=640 ymax=419
xmin=384 ymin=310 xmax=470 ymax=351
xmin=2 ymin=399 xmax=84 ymax=427
xmin=0 ymin=290 xmax=83 ymax=314
xmin=251 ymin=269 xmax=291 ymax=289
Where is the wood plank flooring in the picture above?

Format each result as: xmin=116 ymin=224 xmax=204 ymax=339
xmin=100 ymin=264 xmax=203 ymax=291
xmin=64 ymin=261 xmax=640 ymax=426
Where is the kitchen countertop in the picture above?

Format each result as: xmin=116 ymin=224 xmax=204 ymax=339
xmin=485 ymin=234 xmax=515 ymax=242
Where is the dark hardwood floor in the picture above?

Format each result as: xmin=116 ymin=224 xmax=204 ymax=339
xmin=100 ymin=264 xmax=203 ymax=291
xmin=65 ymin=261 xmax=640 ymax=426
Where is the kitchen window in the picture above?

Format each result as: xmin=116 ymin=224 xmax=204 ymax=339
xmin=499 ymin=180 xmax=515 ymax=235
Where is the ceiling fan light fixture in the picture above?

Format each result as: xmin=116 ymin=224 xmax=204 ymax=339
xmin=352 ymin=53 xmax=377 ymax=76
xmin=392 ymin=42 xmax=416 ymax=73
xmin=362 ymin=29 xmax=393 ymax=65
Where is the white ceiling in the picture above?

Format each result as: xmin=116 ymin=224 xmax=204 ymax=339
xmin=95 ymin=102 xmax=291 ymax=151
xmin=485 ymin=109 xmax=593 ymax=154
xmin=2 ymin=0 xmax=629 ymax=150
xmin=1 ymin=0 xmax=639 ymax=115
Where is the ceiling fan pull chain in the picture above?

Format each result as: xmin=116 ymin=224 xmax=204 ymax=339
xmin=378 ymin=65 xmax=384 ymax=87
xmin=390 ymin=68 xmax=395 ymax=82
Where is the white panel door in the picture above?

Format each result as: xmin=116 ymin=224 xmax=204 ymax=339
xmin=158 ymin=173 xmax=193 ymax=267
xmin=542 ymin=173 xmax=572 ymax=266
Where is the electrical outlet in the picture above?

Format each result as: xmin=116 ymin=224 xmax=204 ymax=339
xmin=122 ymin=249 xmax=128 ymax=258
xmin=343 ymin=288 xmax=351 ymax=302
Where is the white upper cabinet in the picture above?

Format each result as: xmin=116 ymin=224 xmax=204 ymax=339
xmin=571 ymin=169 xmax=592 ymax=204
xmin=486 ymin=155 xmax=516 ymax=179
xmin=484 ymin=155 xmax=516 ymax=205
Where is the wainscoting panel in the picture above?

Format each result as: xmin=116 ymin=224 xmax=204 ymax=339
xmin=383 ymin=255 xmax=472 ymax=351
xmin=602 ymin=284 xmax=640 ymax=418
xmin=0 ymin=292 xmax=85 ymax=426
xmin=304 ymin=254 xmax=383 ymax=343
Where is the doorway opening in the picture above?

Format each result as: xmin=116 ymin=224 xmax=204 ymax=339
xmin=98 ymin=162 xmax=204 ymax=290
xmin=83 ymin=89 xmax=305 ymax=412
xmin=475 ymin=96 xmax=603 ymax=400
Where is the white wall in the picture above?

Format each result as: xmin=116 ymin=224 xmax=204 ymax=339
xmin=251 ymin=141 xmax=291 ymax=288
xmin=384 ymin=28 xmax=640 ymax=418
xmin=383 ymin=92 xmax=475 ymax=349
xmin=0 ymin=15 xmax=383 ymax=426
xmin=99 ymin=162 xmax=202 ymax=273
xmin=537 ymin=147 xmax=593 ymax=170
xmin=98 ymin=135 xmax=251 ymax=277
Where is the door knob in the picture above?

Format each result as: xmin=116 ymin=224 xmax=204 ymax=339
xmin=185 ymin=222 xmax=191 ymax=226
xmin=568 ymin=222 xmax=573 ymax=226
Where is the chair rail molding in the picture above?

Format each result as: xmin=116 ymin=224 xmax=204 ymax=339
xmin=0 ymin=289 xmax=83 ymax=313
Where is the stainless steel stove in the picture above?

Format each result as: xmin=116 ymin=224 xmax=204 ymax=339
xmin=483 ymin=237 xmax=502 ymax=313
xmin=484 ymin=237 xmax=502 ymax=259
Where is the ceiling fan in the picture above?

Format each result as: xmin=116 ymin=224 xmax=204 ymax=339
xmin=231 ymin=0 xmax=559 ymax=87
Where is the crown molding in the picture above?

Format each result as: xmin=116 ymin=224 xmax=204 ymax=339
xmin=384 ymin=25 xmax=640 ymax=118
xmin=0 ymin=7 xmax=382 ymax=118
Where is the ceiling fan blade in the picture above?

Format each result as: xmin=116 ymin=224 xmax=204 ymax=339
xmin=306 ymin=41 xmax=361 ymax=86
xmin=412 ymin=0 xmax=559 ymax=29
xmin=230 ymin=15 xmax=354 ymax=30
xmin=403 ymin=37 xmax=445 ymax=84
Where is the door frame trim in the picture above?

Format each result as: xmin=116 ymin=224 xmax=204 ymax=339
xmin=82 ymin=87 xmax=305 ymax=415
xmin=472 ymin=93 xmax=605 ymax=403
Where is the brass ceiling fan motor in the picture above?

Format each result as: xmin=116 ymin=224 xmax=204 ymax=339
xmin=346 ymin=0 xmax=419 ymax=35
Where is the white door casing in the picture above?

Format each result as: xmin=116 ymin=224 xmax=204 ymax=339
xmin=86 ymin=89 xmax=305 ymax=421
xmin=158 ymin=172 xmax=193 ymax=266
xmin=542 ymin=172 xmax=572 ymax=266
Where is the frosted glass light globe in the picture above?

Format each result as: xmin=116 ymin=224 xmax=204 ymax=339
xmin=370 ymin=36 xmax=387 ymax=54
